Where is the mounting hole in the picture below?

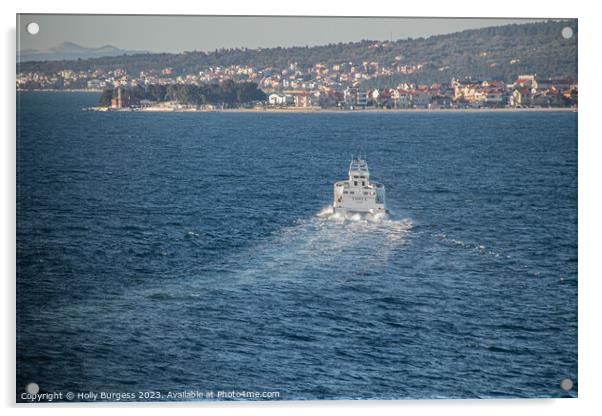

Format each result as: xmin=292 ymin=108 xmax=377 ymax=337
xmin=25 ymin=382 xmax=39 ymax=395
xmin=560 ymin=378 xmax=573 ymax=391
xmin=26 ymin=22 xmax=40 ymax=35
xmin=561 ymin=27 xmax=573 ymax=39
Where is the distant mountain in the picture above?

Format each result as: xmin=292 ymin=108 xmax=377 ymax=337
xmin=17 ymin=20 xmax=577 ymax=85
xmin=18 ymin=41 xmax=148 ymax=62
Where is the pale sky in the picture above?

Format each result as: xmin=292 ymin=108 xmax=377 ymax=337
xmin=17 ymin=14 xmax=545 ymax=53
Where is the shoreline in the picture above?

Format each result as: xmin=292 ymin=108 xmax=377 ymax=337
xmin=216 ymin=107 xmax=577 ymax=114
xmin=18 ymin=89 xmax=103 ymax=93
xmin=84 ymin=106 xmax=578 ymax=114
xmin=18 ymin=91 xmax=578 ymax=113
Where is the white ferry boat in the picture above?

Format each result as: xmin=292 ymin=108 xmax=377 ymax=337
xmin=333 ymin=157 xmax=387 ymax=215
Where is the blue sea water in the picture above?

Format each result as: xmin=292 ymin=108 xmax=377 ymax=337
xmin=16 ymin=92 xmax=577 ymax=401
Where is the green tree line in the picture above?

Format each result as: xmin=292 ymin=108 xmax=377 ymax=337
xmin=98 ymin=81 xmax=266 ymax=107
xmin=19 ymin=20 xmax=577 ymax=86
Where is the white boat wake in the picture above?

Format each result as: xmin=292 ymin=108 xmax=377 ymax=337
xmin=221 ymin=206 xmax=413 ymax=283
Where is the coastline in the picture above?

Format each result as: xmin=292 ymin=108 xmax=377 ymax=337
xmin=84 ymin=106 xmax=578 ymax=114
xmin=216 ymin=107 xmax=578 ymax=114
xmin=18 ymin=89 xmax=103 ymax=93
xmin=19 ymin=91 xmax=577 ymax=113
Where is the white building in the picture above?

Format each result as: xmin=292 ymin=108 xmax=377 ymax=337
xmin=268 ymin=93 xmax=293 ymax=106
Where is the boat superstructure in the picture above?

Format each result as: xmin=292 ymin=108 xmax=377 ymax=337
xmin=333 ymin=157 xmax=387 ymax=214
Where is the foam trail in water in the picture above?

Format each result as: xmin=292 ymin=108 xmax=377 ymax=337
xmin=224 ymin=206 xmax=413 ymax=283
xmin=435 ymin=233 xmax=507 ymax=259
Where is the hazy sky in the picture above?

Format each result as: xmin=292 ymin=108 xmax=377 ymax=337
xmin=17 ymin=14 xmax=544 ymax=53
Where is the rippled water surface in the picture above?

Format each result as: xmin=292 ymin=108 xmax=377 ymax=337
xmin=17 ymin=92 xmax=577 ymax=400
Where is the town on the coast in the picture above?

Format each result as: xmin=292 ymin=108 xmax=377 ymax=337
xmin=17 ymin=65 xmax=577 ymax=111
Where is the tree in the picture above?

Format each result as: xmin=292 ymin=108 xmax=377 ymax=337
xmin=98 ymin=89 xmax=114 ymax=107
xmin=97 ymin=82 xmax=267 ymax=107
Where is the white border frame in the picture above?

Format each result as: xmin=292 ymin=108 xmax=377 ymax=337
xmin=3 ymin=1 xmax=599 ymax=415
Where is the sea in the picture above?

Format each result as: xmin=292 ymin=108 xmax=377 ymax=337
xmin=16 ymin=92 xmax=578 ymax=401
